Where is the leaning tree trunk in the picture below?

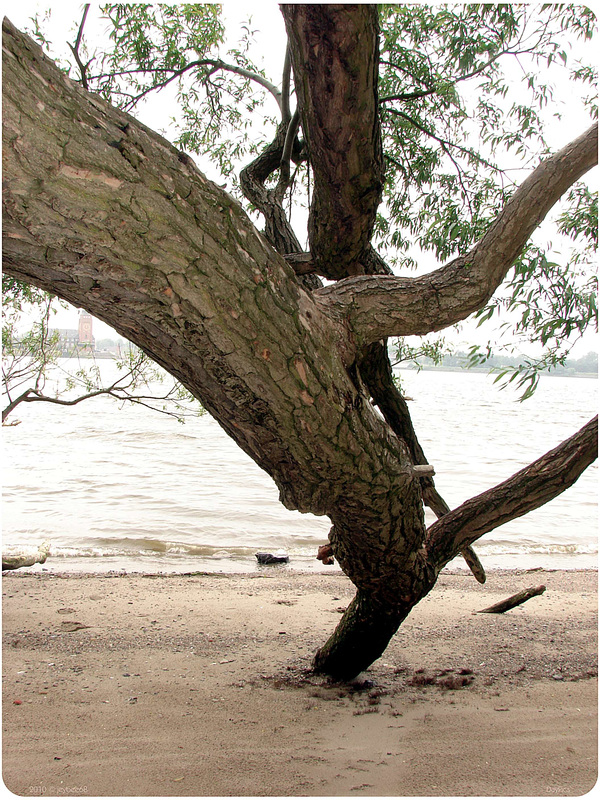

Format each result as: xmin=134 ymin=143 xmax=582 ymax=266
xmin=2 ymin=18 xmax=430 ymax=677
xmin=2 ymin=17 xmax=597 ymax=680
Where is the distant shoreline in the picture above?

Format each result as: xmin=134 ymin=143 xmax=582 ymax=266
xmin=397 ymin=364 xmax=598 ymax=379
xmin=5 ymin=558 xmax=597 ymax=578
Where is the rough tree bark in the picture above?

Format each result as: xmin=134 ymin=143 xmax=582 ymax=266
xmin=2 ymin=13 xmax=597 ymax=680
xmin=281 ymin=4 xmax=384 ymax=279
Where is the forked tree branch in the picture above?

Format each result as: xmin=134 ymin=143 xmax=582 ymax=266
xmin=425 ymin=415 xmax=598 ymax=571
xmin=315 ymin=123 xmax=598 ymax=344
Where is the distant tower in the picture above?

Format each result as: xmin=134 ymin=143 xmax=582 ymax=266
xmin=78 ymin=311 xmax=93 ymax=346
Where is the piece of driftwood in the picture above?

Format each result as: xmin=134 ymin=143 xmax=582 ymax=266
xmin=477 ymin=584 xmax=546 ymax=614
xmin=2 ymin=540 xmax=51 ymax=570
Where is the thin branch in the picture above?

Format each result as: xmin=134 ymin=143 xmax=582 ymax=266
xmin=378 ymin=5 xmax=562 ymax=109
xmin=91 ymin=58 xmax=282 ymax=111
xmin=380 ymin=46 xmax=526 ymax=105
xmin=35 ymin=298 xmax=55 ymax=393
xmin=379 ymin=57 xmax=432 ymax=89
xmin=439 ymin=140 xmax=475 ymax=218
xmin=381 ymin=106 xmax=505 ymax=175
xmin=281 ymin=44 xmax=292 ymax=124
xmin=275 ymin=109 xmax=300 ymax=202
xmin=2 ymin=383 xmax=196 ymax=423
xmin=67 ymin=3 xmax=91 ymax=90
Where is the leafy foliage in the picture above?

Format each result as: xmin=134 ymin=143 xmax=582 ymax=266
xmin=12 ymin=3 xmax=599 ymax=397
xmin=468 ymin=180 xmax=597 ymax=398
xmin=85 ymin=4 xmax=278 ymax=181
xmin=374 ymin=4 xmax=597 ymax=392
xmin=2 ymin=275 xmax=52 ymax=314
xmin=377 ymin=4 xmax=596 ymax=265
xmin=3 ymin=292 xmax=62 ymax=422
xmin=390 ymin=334 xmax=451 ymax=395
xmin=391 ymin=335 xmax=451 ymax=370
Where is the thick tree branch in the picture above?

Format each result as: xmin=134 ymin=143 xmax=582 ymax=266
xmin=425 ymin=416 xmax=598 ymax=572
xmin=315 ymin=123 xmax=598 ymax=344
xmin=283 ymin=244 xmax=394 ymax=278
xmin=281 ymin=4 xmax=384 ymax=279
xmin=1 ymin=18 xmax=339 ymax=509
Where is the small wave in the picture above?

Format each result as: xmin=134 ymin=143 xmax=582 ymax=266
xmin=10 ymin=531 xmax=597 ymax=563
xmin=49 ymin=539 xmax=265 ymax=559
xmin=477 ymin=542 xmax=598 ymax=556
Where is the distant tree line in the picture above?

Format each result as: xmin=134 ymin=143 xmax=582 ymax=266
xmin=404 ymin=348 xmax=598 ymax=375
xmin=95 ymin=336 xmax=134 ymax=351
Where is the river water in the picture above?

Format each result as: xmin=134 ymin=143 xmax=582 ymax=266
xmin=2 ymin=366 xmax=597 ymax=574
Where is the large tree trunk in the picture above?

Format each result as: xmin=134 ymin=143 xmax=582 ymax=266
xmin=2 ymin=18 xmax=427 ymax=666
xmin=281 ymin=4 xmax=384 ymax=279
xmin=2 ymin=17 xmax=597 ymax=680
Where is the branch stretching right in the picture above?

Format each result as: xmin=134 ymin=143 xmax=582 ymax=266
xmin=425 ymin=416 xmax=598 ymax=572
xmin=315 ymin=123 xmax=598 ymax=345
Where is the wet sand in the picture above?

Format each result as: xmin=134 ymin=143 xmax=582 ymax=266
xmin=2 ymin=568 xmax=597 ymax=796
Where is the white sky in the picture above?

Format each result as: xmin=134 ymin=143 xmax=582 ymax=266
xmin=4 ymin=2 xmax=598 ymax=356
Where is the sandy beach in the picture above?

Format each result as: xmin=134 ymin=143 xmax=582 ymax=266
xmin=2 ymin=568 xmax=597 ymax=797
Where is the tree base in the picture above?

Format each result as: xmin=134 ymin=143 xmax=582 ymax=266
xmin=312 ymin=591 xmax=411 ymax=681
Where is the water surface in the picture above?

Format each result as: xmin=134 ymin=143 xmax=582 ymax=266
xmin=3 ymin=367 xmax=597 ymax=573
